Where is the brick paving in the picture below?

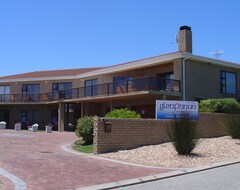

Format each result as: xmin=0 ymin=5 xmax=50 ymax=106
xmin=0 ymin=130 xmax=173 ymax=190
xmin=0 ymin=168 xmax=17 ymax=190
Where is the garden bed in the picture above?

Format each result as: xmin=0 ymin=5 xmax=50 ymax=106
xmin=99 ymin=136 xmax=240 ymax=168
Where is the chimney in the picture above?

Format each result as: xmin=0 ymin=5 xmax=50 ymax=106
xmin=178 ymin=25 xmax=192 ymax=53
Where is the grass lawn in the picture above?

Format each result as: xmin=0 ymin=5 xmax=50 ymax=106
xmin=73 ymin=144 xmax=93 ymax=153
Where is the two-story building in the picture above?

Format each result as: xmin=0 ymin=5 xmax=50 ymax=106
xmin=0 ymin=26 xmax=240 ymax=131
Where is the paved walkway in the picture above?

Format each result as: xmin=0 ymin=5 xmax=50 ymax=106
xmin=0 ymin=130 xmax=173 ymax=190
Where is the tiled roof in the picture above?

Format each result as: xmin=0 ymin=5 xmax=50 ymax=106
xmin=0 ymin=67 xmax=104 ymax=80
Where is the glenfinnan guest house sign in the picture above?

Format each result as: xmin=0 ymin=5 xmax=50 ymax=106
xmin=155 ymin=100 xmax=198 ymax=120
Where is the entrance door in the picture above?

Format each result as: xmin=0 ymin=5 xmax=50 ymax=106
xmin=0 ymin=110 xmax=9 ymax=128
xmin=51 ymin=110 xmax=58 ymax=131
xmin=64 ymin=103 xmax=81 ymax=131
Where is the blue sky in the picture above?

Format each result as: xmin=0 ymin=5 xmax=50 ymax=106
xmin=0 ymin=0 xmax=239 ymax=76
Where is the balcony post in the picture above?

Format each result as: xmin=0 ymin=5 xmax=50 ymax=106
xmin=58 ymin=102 xmax=65 ymax=132
xmin=178 ymin=80 xmax=181 ymax=92
xmin=148 ymin=78 xmax=150 ymax=90
xmin=77 ymin=88 xmax=79 ymax=98
xmin=164 ymin=79 xmax=166 ymax=91
xmin=81 ymin=103 xmax=84 ymax=118
xmin=110 ymin=99 xmax=113 ymax=111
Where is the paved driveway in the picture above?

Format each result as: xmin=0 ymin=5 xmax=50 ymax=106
xmin=0 ymin=130 xmax=172 ymax=190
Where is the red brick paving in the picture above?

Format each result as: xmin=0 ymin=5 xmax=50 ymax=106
xmin=0 ymin=130 xmax=173 ymax=190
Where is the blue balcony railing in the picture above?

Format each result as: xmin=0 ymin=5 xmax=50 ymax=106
xmin=0 ymin=77 xmax=181 ymax=103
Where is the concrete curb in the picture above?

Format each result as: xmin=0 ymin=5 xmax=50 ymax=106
xmin=75 ymin=159 xmax=240 ymax=190
xmin=61 ymin=144 xmax=91 ymax=156
xmin=0 ymin=168 xmax=27 ymax=190
xmin=61 ymin=144 xmax=167 ymax=169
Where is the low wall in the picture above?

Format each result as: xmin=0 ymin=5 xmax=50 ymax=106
xmin=93 ymin=113 xmax=228 ymax=154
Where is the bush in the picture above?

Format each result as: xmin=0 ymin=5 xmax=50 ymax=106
xmin=224 ymin=115 xmax=240 ymax=139
xmin=105 ymin=108 xmax=141 ymax=118
xmin=199 ymin=98 xmax=240 ymax=114
xmin=167 ymin=114 xmax=199 ymax=155
xmin=75 ymin=116 xmax=94 ymax=145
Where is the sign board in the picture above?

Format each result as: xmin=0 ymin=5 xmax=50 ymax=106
xmin=156 ymin=100 xmax=198 ymax=120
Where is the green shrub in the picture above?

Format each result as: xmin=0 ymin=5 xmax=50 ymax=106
xmin=167 ymin=114 xmax=199 ymax=155
xmin=199 ymin=98 xmax=240 ymax=114
xmin=75 ymin=116 xmax=94 ymax=145
xmin=224 ymin=115 xmax=240 ymax=139
xmin=105 ymin=108 xmax=141 ymax=118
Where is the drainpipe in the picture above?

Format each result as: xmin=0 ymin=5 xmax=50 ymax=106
xmin=182 ymin=55 xmax=190 ymax=101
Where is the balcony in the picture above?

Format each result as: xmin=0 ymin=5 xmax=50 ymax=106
xmin=0 ymin=77 xmax=181 ymax=103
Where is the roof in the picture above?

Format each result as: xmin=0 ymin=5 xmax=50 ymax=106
xmin=0 ymin=52 xmax=239 ymax=83
xmin=0 ymin=67 xmax=104 ymax=80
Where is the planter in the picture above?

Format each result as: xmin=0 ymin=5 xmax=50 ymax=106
xmin=15 ymin=123 xmax=21 ymax=131
xmin=0 ymin=121 xmax=6 ymax=130
xmin=45 ymin=125 xmax=52 ymax=133
xmin=32 ymin=124 xmax=38 ymax=132
xmin=28 ymin=126 xmax=32 ymax=131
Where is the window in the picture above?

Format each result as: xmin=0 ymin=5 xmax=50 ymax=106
xmin=0 ymin=110 xmax=9 ymax=127
xmin=156 ymin=72 xmax=174 ymax=91
xmin=22 ymin=84 xmax=40 ymax=94
xmin=113 ymin=76 xmax=132 ymax=93
xmin=220 ymin=71 xmax=237 ymax=94
xmin=52 ymin=82 xmax=72 ymax=99
xmin=21 ymin=110 xmax=40 ymax=127
xmin=51 ymin=110 xmax=58 ymax=127
xmin=22 ymin=84 xmax=40 ymax=101
xmin=85 ymin=79 xmax=98 ymax=97
xmin=0 ymin=86 xmax=10 ymax=102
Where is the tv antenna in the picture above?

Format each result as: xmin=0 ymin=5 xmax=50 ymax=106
xmin=209 ymin=49 xmax=224 ymax=59
xmin=171 ymin=33 xmax=178 ymax=44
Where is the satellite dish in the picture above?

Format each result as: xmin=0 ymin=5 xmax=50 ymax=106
xmin=209 ymin=49 xmax=224 ymax=59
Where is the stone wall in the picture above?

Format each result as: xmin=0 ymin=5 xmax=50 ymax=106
xmin=93 ymin=113 xmax=229 ymax=154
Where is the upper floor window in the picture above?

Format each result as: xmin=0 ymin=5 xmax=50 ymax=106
xmin=22 ymin=84 xmax=40 ymax=94
xmin=220 ymin=71 xmax=237 ymax=94
xmin=52 ymin=82 xmax=72 ymax=99
xmin=113 ymin=76 xmax=132 ymax=82
xmin=0 ymin=86 xmax=10 ymax=102
xmin=156 ymin=72 xmax=174 ymax=91
xmin=22 ymin=84 xmax=40 ymax=102
xmin=113 ymin=76 xmax=132 ymax=93
xmin=52 ymin=82 xmax=72 ymax=91
xmin=85 ymin=79 xmax=98 ymax=97
xmin=0 ymin=85 xmax=10 ymax=94
xmin=156 ymin=72 xmax=174 ymax=80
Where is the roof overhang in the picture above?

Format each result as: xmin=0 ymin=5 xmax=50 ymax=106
xmin=186 ymin=53 xmax=240 ymax=69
